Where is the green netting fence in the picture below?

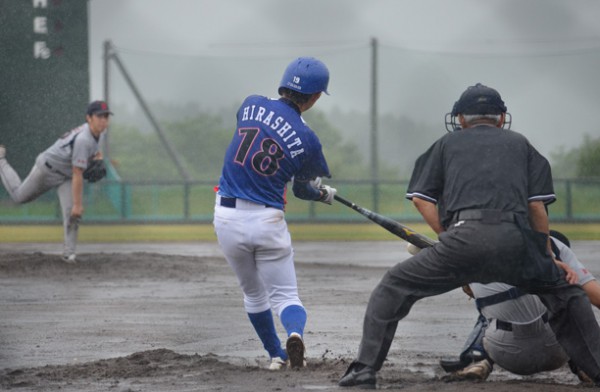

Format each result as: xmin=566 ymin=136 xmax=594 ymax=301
xmin=1 ymin=177 xmax=599 ymax=224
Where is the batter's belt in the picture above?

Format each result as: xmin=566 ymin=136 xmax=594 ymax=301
xmin=216 ymin=195 xmax=269 ymax=210
xmin=43 ymin=161 xmax=68 ymax=176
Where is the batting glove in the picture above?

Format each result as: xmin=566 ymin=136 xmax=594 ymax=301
xmin=406 ymin=243 xmax=422 ymax=255
xmin=309 ymin=176 xmax=322 ymax=189
xmin=318 ymin=185 xmax=336 ymax=205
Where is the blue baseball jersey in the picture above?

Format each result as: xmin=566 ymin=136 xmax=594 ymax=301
xmin=218 ymin=95 xmax=330 ymax=210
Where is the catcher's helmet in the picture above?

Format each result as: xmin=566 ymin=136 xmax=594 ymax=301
xmin=279 ymin=57 xmax=330 ymax=95
xmin=445 ymin=83 xmax=511 ymax=132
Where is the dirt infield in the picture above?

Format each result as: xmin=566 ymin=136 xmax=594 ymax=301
xmin=1 ymin=241 xmax=599 ymax=391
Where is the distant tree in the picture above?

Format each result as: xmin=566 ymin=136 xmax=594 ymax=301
xmin=109 ymin=106 xmax=379 ymax=182
xmin=108 ymin=123 xmax=182 ymax=181
xmin=549 ymin=134 xmax=600 ymax=179
xmin=107 ymin=102 xmax=435 ymax=183
xmin=165 ymin=113 xmax=231 ymax=181
xmin=576 ymin=134 xmax=600 ymax=178
xmin=549 ymin=145 xmax=579 ymax=179
xmin=303 ymin=110 xmax=372 ymax=180
xmin=328 ymin=107 xmax=443 ymax=180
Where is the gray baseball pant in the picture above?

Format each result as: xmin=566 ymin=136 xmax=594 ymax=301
xmin=484 ymin=317 xmax=568 ymax=375
xmin=0 ymin=155 xmax=78 ymax=257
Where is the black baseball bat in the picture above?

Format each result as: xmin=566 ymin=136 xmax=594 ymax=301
xmin=334 ymin=194 xmax=437 ymax=249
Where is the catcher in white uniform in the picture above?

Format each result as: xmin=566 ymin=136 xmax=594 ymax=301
xmin=0 ymin=100 xmax=112 ymax=262
xmin=441 ymin=230 xmax=600 ymax=383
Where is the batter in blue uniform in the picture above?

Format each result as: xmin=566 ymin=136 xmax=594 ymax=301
xmin=213 ymin=57 xmax=336 ymax=370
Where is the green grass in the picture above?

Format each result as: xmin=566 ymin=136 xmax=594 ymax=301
xmin=0 ymin=222 xmax=599 ymax=243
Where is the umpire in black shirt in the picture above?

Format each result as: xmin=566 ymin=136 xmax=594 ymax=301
xmin=339 ymin=83 xmax=600 ymax=389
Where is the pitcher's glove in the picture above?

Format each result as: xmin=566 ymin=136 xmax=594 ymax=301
xmin=83 ymin=159 xmax=107 ymax=183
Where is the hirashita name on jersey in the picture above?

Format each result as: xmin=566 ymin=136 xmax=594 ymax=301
xmin=241 ymin=104 xmax=305 ymax=158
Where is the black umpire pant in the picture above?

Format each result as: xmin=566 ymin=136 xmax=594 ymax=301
xmin=355 ymin=212 xmax=600 ymax=380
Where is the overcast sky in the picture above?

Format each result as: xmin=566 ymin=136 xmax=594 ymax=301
xmin=88 ymin=0 xmax=600 ymax=157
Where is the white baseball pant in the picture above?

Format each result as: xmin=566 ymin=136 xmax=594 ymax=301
xmin=213 ymin=195 xmax=303 ymax=316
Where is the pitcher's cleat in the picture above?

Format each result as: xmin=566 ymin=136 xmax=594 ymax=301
xmin=0 ymin=145 xmax=5 ymax=159
xmin=62 ymin=254 xmax=77 ymax=264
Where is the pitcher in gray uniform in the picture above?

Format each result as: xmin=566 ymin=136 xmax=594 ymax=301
xmin=0 ymin=101 xmax=112 ymax=262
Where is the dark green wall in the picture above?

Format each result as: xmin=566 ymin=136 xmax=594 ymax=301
xmin=0 ymin=0 xmax=89 ymax=176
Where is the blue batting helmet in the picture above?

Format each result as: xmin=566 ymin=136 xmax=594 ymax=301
xmin=278 ymin=57 xmax=330 ymax=95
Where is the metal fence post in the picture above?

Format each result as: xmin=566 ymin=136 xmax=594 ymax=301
xmin=566 ymin=180 xmax=573 ymax=220
xmin=120 ymin=182 xmax=127 ymax=220
xmin=370 ymin=37 xmax=379 ymax=212
xmin=184 ymin=182 xmax=190 ymax=220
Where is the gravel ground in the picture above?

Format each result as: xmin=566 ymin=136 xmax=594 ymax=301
xmin=0 ymin=241 xmax=598 ymax=391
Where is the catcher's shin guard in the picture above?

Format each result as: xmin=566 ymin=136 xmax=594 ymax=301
xmin=440 ymin=314 xmax=489 ymax=372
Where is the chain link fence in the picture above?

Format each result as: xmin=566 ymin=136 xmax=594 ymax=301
xmin=1 ymin=177 xmax=599 ymax=224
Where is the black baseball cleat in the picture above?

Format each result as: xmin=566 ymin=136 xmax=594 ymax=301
xmin=338 ymin=362 xmax=376 ymax=389
xmin=440 ymin=349 xmax=487 ymax=373
xmin=440 ymin=357 xmax=471 ymax=373
xmin=286 ymin=333 xmax=306 ymax=369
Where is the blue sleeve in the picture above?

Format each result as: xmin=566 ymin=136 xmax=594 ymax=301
xmin=292 ymin=178 xmax=321 ymax=201
xmin=294 ymin=133 xmax=331 ymax=182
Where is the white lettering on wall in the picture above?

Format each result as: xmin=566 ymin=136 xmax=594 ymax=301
xmin=32 ymin=0 xmax=52 ymax=59
xmin=34 ymin=41 xmax=51 ymax=59
xmin=33 ymin=0 xmax=48 ymax=8
xmin=33 ymin=17 xmax=48 ymax=34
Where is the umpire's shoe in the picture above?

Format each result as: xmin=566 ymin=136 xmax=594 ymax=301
xmin=338 ymin=361 xmax=376 ymax=389
xmin=286 ymin=332 xmax=305 ymax=369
